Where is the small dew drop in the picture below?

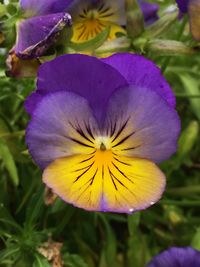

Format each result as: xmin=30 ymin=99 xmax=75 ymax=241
xmin=129 ymin=208 xmax=134 ymax=213
xmin=150 ymin=201 xmax=155 ymax=205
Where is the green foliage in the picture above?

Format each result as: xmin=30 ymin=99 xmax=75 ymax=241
xmin=0 ymin=0 xmax=200 ymax=266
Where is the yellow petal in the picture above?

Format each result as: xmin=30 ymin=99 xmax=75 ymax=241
xmin=71 ymin=20 xmax=125 ymax=43
xmin=43 ymin=150 xmax=165 ymax=213
xmin=109 ymin=23 xmax=126 ymax=40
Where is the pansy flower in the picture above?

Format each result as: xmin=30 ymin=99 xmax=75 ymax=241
xmin=176 ymin=0 xmax=200 ymax=41
xmin=147 ymin=247 xmax=200 ymax=267
xmin=68 ymin=0 xmax=159 ymax=43
xmin=26 ymin=53 xmax=180 ymax=213
xmin=16 ymin=0 xmax=159 ymax=58
xmin=15 ymin=0 xmax=73 ymax=59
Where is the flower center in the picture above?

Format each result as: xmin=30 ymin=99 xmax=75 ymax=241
xmin=94 ymin=136 xmax=112 ymax=151
xmin=71 ymin=3 xmax=115 ymax=42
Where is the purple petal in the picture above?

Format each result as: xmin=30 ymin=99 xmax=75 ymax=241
xmin=15 ymin=13 xmax=72 ymax=59
xmin=68 ymin=0 xmax=157 ymax=26
xmin=20 ymin=0 xmax=73 ymax=16
xmin=25 ymin=54 xmax=128 ymax=123
xmin=104 ymin=86 xmax=180 ymax=163
xmin=139 ymin=1 xmax=159 ymax=25
xmin=102 ymin=53 xmax=176 ymax=108
xmin=176 ymin=0 xmax=189 ymax=13
xmin=26 ymin=91 xmax=99 ymax=169
xmin=147 ymin=247 xmax=200 ymax=267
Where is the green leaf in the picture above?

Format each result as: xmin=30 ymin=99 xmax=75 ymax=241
xmin=98 ymin=214 xmax=119 ymax=267
xmin=144 ymin=11 xmax=178 ymax=38
xmin=68 ymin=26 xmax=110 ymax=52
xmin=0 ymin=118 xmax=27 ymax=163
xmin=179 ymin=75 xmax=200 ymax=120
xmin=0 ymin=138 xmax=19 ymax=186
xmin=128 ymin=212 xmax=140 ymax=236
xmin=191 ymin=228 xmax=200 ymax=251
xmin=63 ymin=253 xmax=89 ymax=267
xmin=127 ymin=213 xmax=148 ymax=267
xmin=0 ymin=3 xmax=7 ymax=17
xmin=33 ymin=253 xmax=51 ymax=267
xmin=177 ymin=120 xmax=199 ymax=164
xmin=25 ymin=186 xmax=45 ymax=227
xmin=0 ymin=246 xmax=20 ymax=263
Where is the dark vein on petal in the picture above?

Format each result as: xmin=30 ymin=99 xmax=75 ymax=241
xmin=111 ymin=118 xmax=130 ymax=143
xmin=112 ymin=131 xmax=135 ymax=148
xmin=109 ymin=166 xmax=138 ymax=202
xmin=68 ymin=120 xmax=94 ymax=144
xmin=113 ymin=157 xmax=131 ymax=166
xmin=73 ymin=161 xmax=94 ymax=183
xmin=74 ymin=162 xmax=94 ymax=172
xmin=108 ymin=167 xmax=118 ymax=190
xmin=69 ymin=137 xmax=94 ymax=148
xmin=85 ymin=122 xmax=95 ymax=140
xmin=111 ymin=162 xmax=134 ymax=185
xmin=79 ymin=155 xmax=94 ymax=164
xmin=121 ymin=144 xmax=141 ymax=151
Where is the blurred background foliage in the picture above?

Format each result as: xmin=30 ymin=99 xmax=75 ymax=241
xmin=0 ymin=0 xmax=200 ymax=266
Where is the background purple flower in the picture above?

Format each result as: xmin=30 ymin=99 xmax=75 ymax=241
xmin=147 ymin=247 xmax=200 ymax=267
xmin=15 ymin=0 xmax=73 ymax=58
xmin=176 ymin=0 xmax=189 ymax=13
xmin=139 ymin=0 xmax=159 ymax=24
xmin=16 ymin=0 xmax=160 ymax=58
xmin=176 ymin=0 xmax=200 ymax=41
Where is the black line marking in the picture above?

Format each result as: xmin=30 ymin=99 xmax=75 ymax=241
xmin=76 ymin=121 xmax=94 ymax=144
xmin=85 ymin=122 xmax=95 ymax=140
xmin=68 ymin=120 xmax=94 ymax=144
xmin=73 ymin=168 xmax=98 ymax=195
xmin=73 ymin=161 xmax=94 ymax=183
xmin=110 ymin=120 xmax=117 ymax=137
xmin=109 ymin=166 xmax=134 ymax=191
xmin=100 ymin=7 xmax=111 ymax=14
xmin=74 ymin=162 xmax=94 ymax=172
xmin=111 ymin=162 xmax=134 ymax=185
xmin=79 ymin=155 xmax=94 ymax=164
xmin=108 ymin=167 xmax=118 ymax=191
xmin=121 ymin=145 xmax=141 ymax=151
xmin=69 ymin=137 xmax=94 ymax=148
xmin=112 ymin=118 xmax=130 ymax=143
xmin=113 ymin=157 xmax=131 ymax=166
xmin=108 ymin=166 xmax=138 ymax=202
xmin=98 ymin=3 xmax=105 ymax=12
xmin=100 ymin=12 xmax=115 ymax=18
xmin=112 ymin=131 xmax=135 ymax=148
xmin=77 ymin=26 xmax=87 ymax=40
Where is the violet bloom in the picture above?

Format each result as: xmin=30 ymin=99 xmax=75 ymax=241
xmin=15 ymin=0 xmax=73 ymax=59
xmin=16 ymin=0 xmax=159 ymax=57
xmin=25 ymin=53 xmax=180 ymax=213
xmin=68 ymin=0 xmax=159 ymax=43
xmin=176 ymin=0 xmax=200 ymax=41
xmin=147 ymin=247 xmax=200 ymax=267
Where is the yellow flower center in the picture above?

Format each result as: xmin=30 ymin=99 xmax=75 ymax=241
xmin=71 ymin=3 xmax=125 ymax=43
xmin=94 ymin=136 xmax=112 ymax=151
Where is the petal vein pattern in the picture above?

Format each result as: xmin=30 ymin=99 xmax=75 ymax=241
xmin=26 ymin=85 xmax=181 ymax=212
xmin=43 ymin=152 xmax=165 ymax=213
